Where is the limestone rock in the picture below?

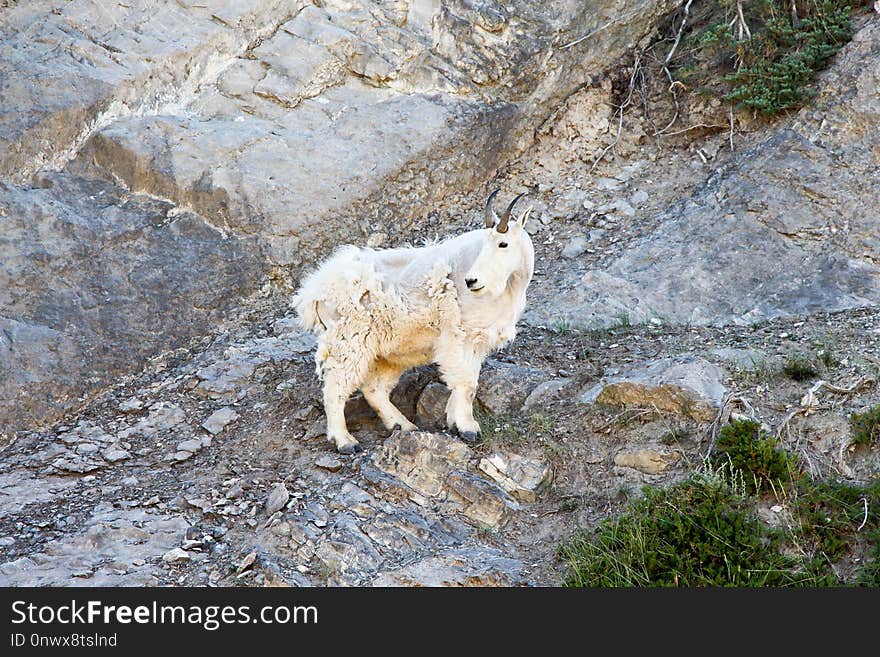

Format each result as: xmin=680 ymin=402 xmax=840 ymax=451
xmin=162 ymin=548 xmax=191 ymax=563
xmin=202 ymin=407 xmax=240 ymax=435
xmin=562 ymin=236 xmax=588 ymax=259
xmin=118 ymin=402 xmax=188 ymax=440
xmin=373 ymin=431 xmax=519 ymax=529
xmin=445 ymin=471 xmax=520 ymax=529
xmin=478 ymin=452 xmax=553 ymax=502
xmin=477 ymin=361 xmax=550 ymax=416
xmin=371 ymin=548 xmax=526 ymax=587
xmin=315 ymin=455 xmax=343 ymax=472
xmin=580 ymin=356 xmax=726 ymax=422
xmin=522 ymin=378 xmax=572 ymax=410
xmin=373 ymin=431 xmax=473 ymax=499
xmin=415 ymin=382 xmax=451 ymax=429
xmin=524 ymin=23 xmax=880 ymax=330
xmin=101 ymin=447 xmax=131 ymax=463
xmin=176 ymin=439 xmax=204 ymax=454
xmin=0 ymin=502 xmax=189 ymax=586
xmin=614 ymin=449 xmax=681 ymax=475
xmin=265 ymin=483 xmax=291 ymax=515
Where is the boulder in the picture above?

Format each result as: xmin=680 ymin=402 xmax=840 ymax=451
xmin=580 ymin=356 xmax=727 ymax=422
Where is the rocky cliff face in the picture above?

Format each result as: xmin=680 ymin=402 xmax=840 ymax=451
xmin=522 ymin=17 xmax=880 ymax=329
xmin=1 ymin=0 xmax=675 ymax=432
xmin=1 ymin=2 xmax=878 ymax=588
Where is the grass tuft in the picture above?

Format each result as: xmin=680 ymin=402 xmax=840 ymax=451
xmin=849 ymin=405 xmax=880 ymax=448
xmin=781 ymin=356 xmax=818 ymax=381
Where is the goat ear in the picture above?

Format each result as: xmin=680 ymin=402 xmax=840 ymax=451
xmin=519 ymin=206 xmax=534 ymax=228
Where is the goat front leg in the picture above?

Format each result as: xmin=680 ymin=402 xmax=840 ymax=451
xmin=436 ymin=344 xmax=484 ymax=444
xmin=360 ymin=360 xmax=417 ymax=433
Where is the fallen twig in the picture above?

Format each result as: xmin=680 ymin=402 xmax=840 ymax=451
xmin=597 ymin=405 xmax=657 ymax=433
xmin=858 ymin=496 xmax=868 ymax=531
xmin=650 ymin=0 xmax=694 ymax=136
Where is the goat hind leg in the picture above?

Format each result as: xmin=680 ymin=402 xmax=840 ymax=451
xmin=321 ymin=363 xmax=365 ymax=454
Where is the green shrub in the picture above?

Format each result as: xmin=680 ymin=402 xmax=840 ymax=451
xmin=793 ymin=480 xmax=880 ymax=564
xmin=559 ymin=478 xmax=799 ymax=586
xmin=723 ymin=2 xmax=852 ymax=115
xmin=559 ymin=475 xmax=880 ymax=587
xmin=711 ymin=420 xmax=799 ymax=494
xmin=849 ymin=405 xmax=880 ymax=447
xmin=678 ymin=0 xmax=857 ymax=117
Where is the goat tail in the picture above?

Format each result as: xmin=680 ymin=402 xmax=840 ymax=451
xmin=291 ymin=290 xmax=327 ymax=334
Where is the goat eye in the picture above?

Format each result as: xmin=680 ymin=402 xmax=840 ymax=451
xmin=498 ymin=242 xmax=508 ymax=248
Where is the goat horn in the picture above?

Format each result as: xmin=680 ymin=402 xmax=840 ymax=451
xmin=484 ymin=188 xmax=501 ymax=228
xmin=497 ymin=192 xmax=526 ymax=233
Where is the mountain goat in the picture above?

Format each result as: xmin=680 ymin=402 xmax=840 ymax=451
xmin=292 ymin=191 xmax=535 ymax=453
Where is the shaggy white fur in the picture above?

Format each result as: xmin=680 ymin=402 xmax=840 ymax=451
xmin=292 ymin=199 xmax=534 ymax=453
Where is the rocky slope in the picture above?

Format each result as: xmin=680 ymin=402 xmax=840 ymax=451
xmin=1 ymin=2 xmax=878 ymax=586
xmin=1 ymin=0 xmax=677 ymax=432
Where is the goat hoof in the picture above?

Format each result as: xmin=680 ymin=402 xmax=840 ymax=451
xmin=337 ymin=442 xmax=363 ymax=455
xmin=458 ymin=431 xmax=480 ymax=445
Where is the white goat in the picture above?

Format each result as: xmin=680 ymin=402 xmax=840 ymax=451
xmin=292 ymin=191 xmax=535 ymax=453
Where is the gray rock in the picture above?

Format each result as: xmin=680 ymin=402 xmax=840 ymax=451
xmin=265 ymin=483 xmax=290 ymax=515
xmin=478 ymin=452 xmax=553 ymax=502
xmin=415 ymin=382 xmax=450 ymax=428
xmin=596 ymin=198 xmax=636 ymax=217
xmin=444 ymin=471 xmax=520 ymax=529
xmin=372 ymin=431 xmax=519 ymax=529
xmin=580 ymin=356 xmax=727 ymax=422
xmin=594 ymin=177 xmax=622 ymax=192
xmin=50 ymin=457 xmax=104 ymax=474
xmin=0 ymin=505 xmax=188 ymax=586
xmin=0 ymin=176 xmax=263 ymax=434
xmin=118 ymin=398 xmax=144 ymax=413
xmin=373 ymin=431 xmax=473 ymax=499
xmin=525 ymin=23 xmax=880 ymax=331
xmin=315 ymin=455 xmax=343 ymax=472
xmin=176 ymin=439 xmax=204 ymax=454
xmin=162 ymin=548 xmax=191 ymax=563
xmin=101 ymin=448 xmax=131 ymax=463
xmin=562 ymin=236 xmax=588 ymax=259
xmin=522 ymin=378 xmax=572 ymax=410
xmin=371 ymin=548 xmax=526 ymax=587
xmin=477 ymin=361 xmax=550 ymax=416
xmin=629 ymin=189 xmax=649 ymax=206
xmin=201 ymin=407 xmax=240 ymax=435
xmin=195 ymin=360 xmax=258 ymax=399
xmin=119 ymin=403 xmax=188 ymax=440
